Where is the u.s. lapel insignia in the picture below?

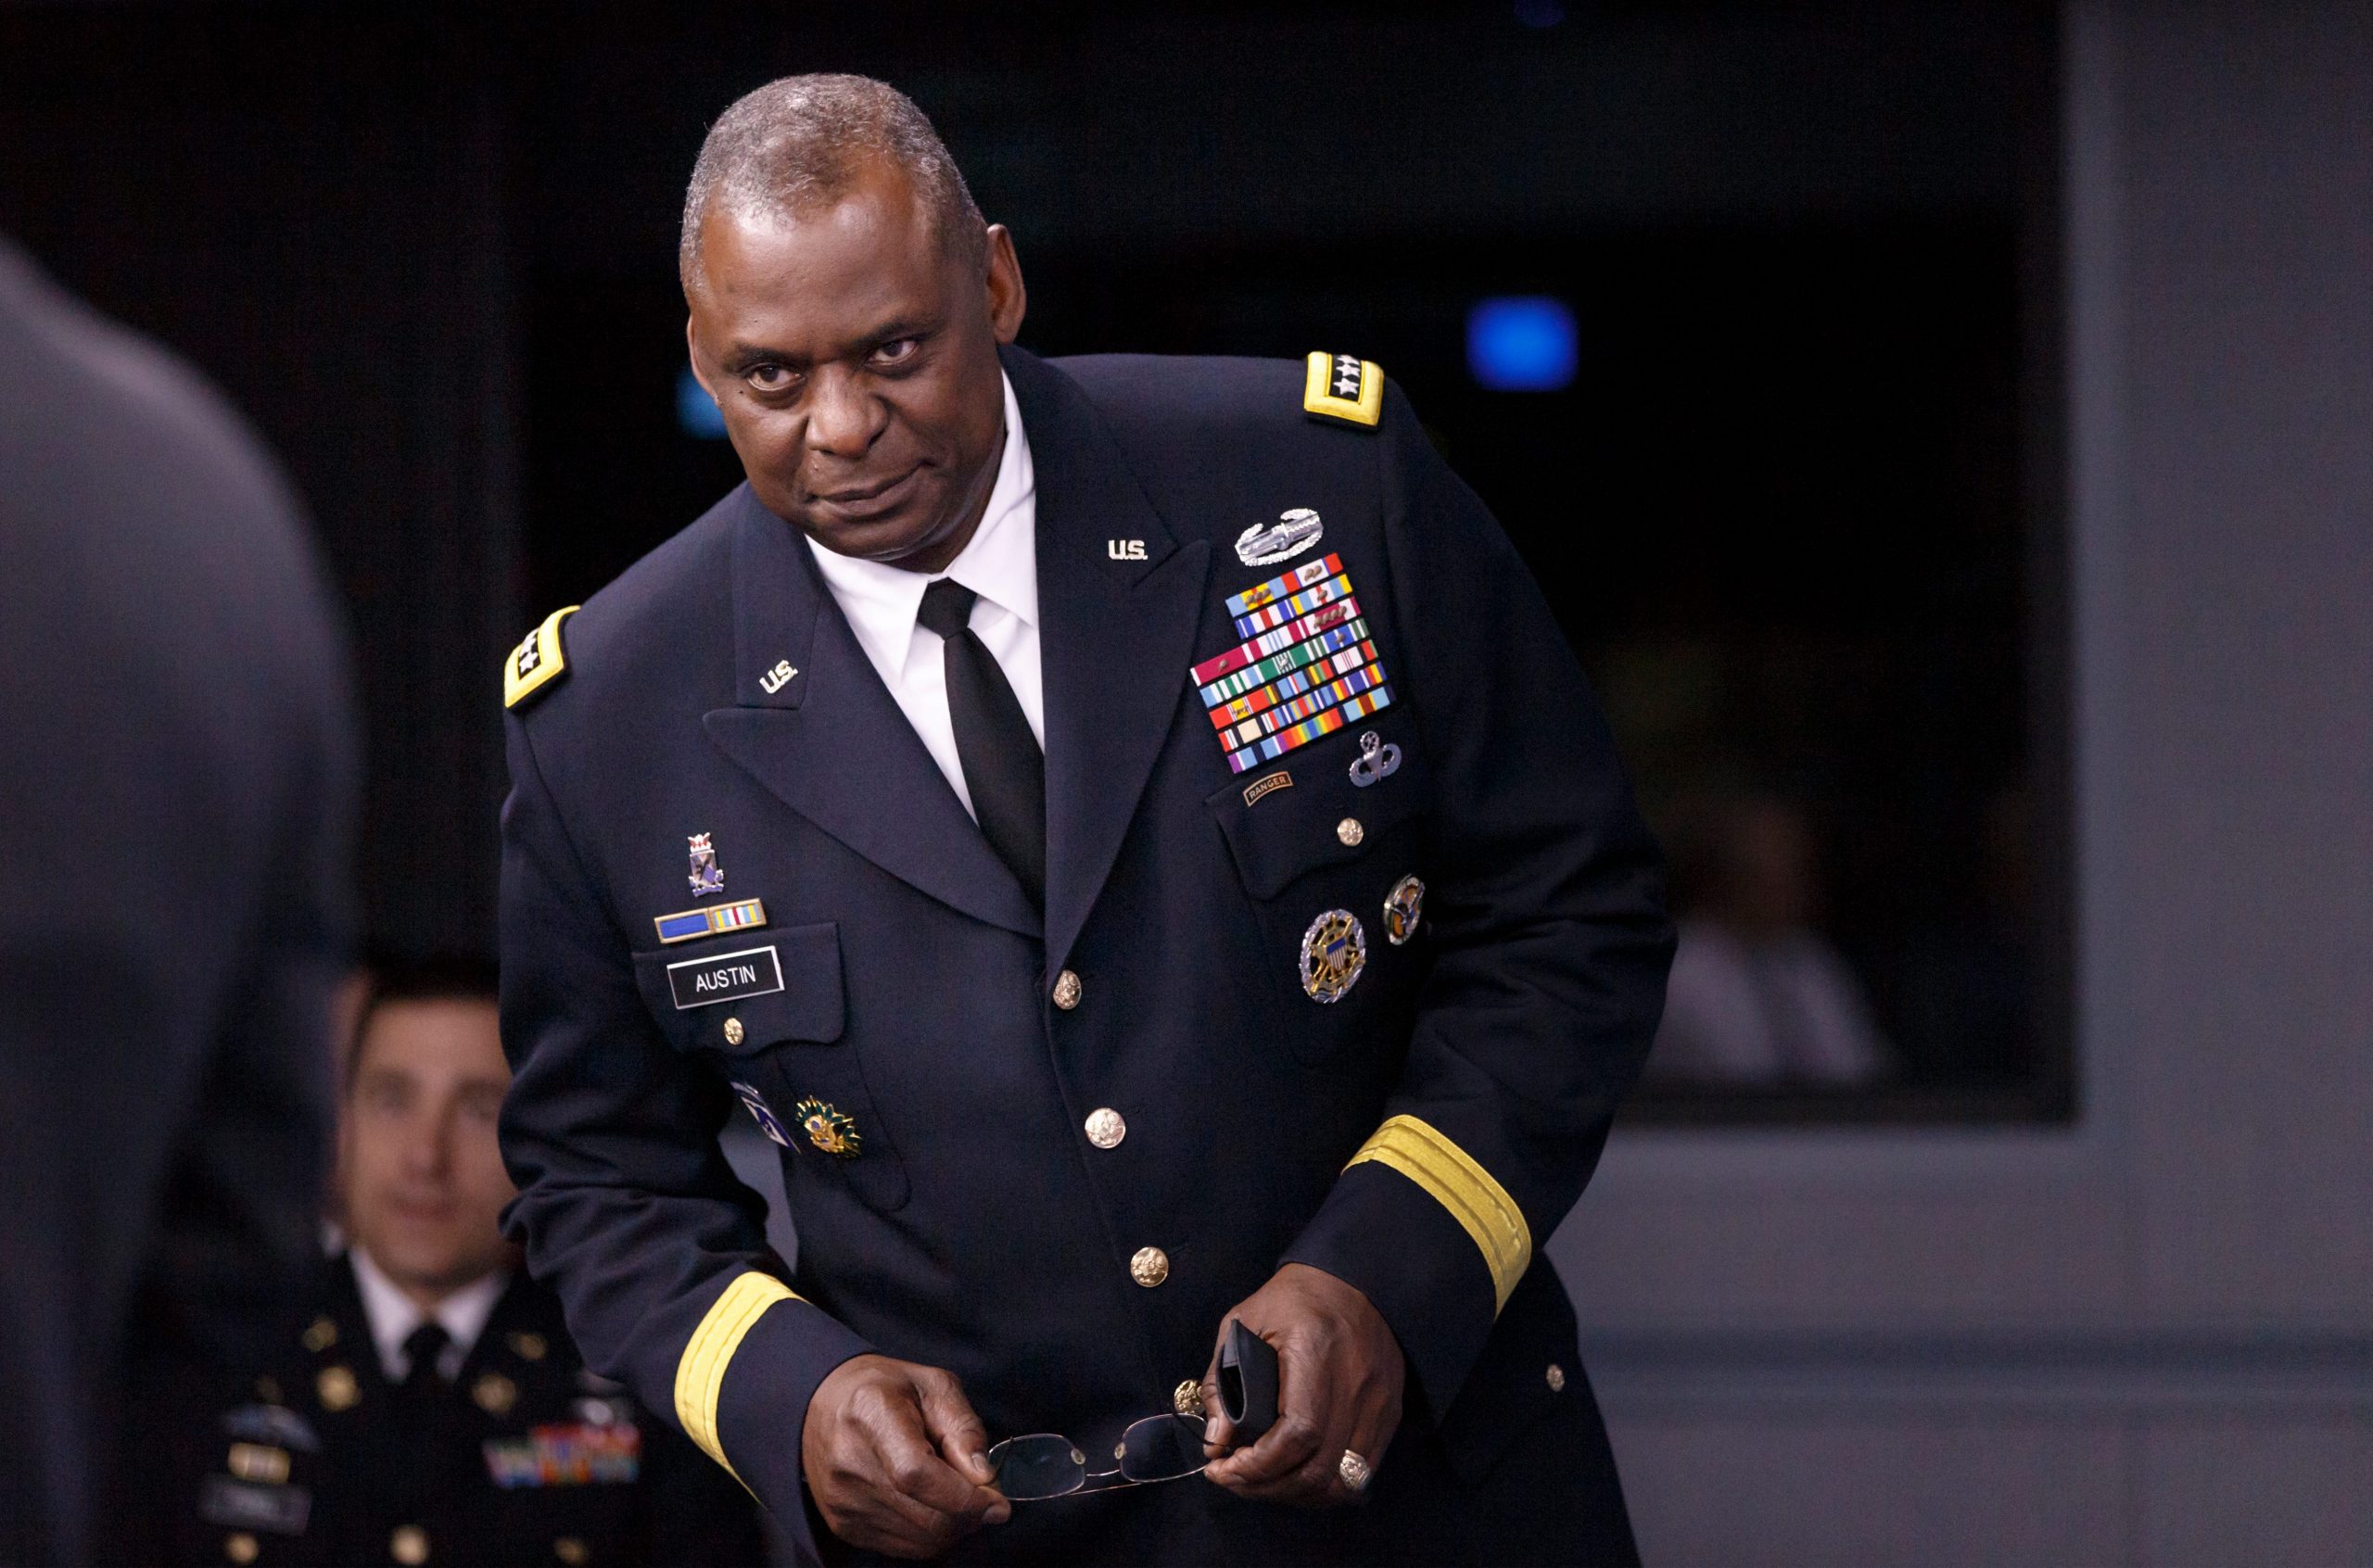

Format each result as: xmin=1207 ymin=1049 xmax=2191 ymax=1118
xmin=686 ymin=833 xmax=725 ymax=897
xmin=1299 ymin=909 xmax=1367 ymax=1003
xmin=1236 ymin=507 xmax=1324 ymax=567
xmin=730 ymin=1081 xmax=791 ymax=1147
xmin=1348 ymin=730 xmax=1402 ymax=788
xmin=1383 ymin=875 xmax=1425 ymax=946
xmin=1303 ymin=351 xmax=1384 ymax=428
xmin=759 ymin=660 xmax=797 ymax=694
xmin=654 ymin=897 xmax=766 ymax=945
xmin=794 ymin=1098 xmax=861 ymax=1158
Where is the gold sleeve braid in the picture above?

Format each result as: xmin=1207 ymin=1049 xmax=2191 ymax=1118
xmin=1344 ymin=1114 xmax=1531 ymax=1311
xmin=673 ymin=1271 xmax=799 ymax=1479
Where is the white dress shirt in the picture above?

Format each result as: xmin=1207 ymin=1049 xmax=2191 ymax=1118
xmin=349 ymin=1246 xmax=508 ymax=1383
xmin=807 ymin=371 xmax=1042 ymax=821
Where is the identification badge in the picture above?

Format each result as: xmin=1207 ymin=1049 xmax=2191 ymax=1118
xmin=666 ymin=945 xmax=783 ymax=1009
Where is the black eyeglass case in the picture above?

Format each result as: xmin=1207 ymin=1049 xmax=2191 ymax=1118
xmin=1216 ymin=1319 xmax=1279 ymax=1445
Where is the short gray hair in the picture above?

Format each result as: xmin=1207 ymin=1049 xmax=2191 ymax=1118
xmin=679 ymin=73 xmax=984 ymax=293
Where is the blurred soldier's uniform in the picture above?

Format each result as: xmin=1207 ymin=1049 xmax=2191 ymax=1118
xmin=166 ymin=1252 xmax=765 ymax=1568
xmin=499 ymin=348 xmax=1673 ymax=1562
xmin=0 ymin=236 xmax=355 ymax=1567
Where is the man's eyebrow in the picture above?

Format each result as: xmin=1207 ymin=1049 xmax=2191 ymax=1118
xmin=718 ymin=342 xmax=809 ymax=375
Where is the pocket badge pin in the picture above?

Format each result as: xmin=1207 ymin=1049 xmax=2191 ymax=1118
xmin=1299 ymin=909 xmax=1368 ymax=1004
xmin=794 ymin=1098 xmax=861 ymax=1158
xmin=687 ymin=832 xmax=725 ymax=897
xmin=1383 ymin=875 xmax=1426 ymax=945
xmin=1348 ymin=731 xmax=1402 ymax=788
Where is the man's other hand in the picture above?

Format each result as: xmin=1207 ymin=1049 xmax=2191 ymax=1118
xmin=801 ymin=1353 xmax=1011 ymax=1558
xmin=1199 ymin=1262 xmax=1405 ymax=1507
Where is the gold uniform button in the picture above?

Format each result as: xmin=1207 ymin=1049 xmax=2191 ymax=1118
xmin=1545 ymin=1362 xmax=1567 ymax=1393
xmin=1085 ymin=1108 xmax=1126 ymax=1148
xmin=301 ymin=1316 xmax=337 ymax=1353
xmin=553 ymin=1538 xmax=589 ymax=1566
xmin=1337 ymin=816 xmax=1364 ymax=847
xmin=225 ymin=1533 xmax=260 ymax=1564
xmin=1052 ymin=969 xmax=1083 ymax=1010
xmin=722 ymin=1017 xmax=744 ymax=1046
xmin=1129 ymin=1246 xmax=1169 ymax=1287
xmin=316 ymin=1365 xmax=358 ymax=1411
xmin=390 ymin=1524 xmax=430 ymax=1565
xmin=508 ymin=1331 xmax=548 ymax=1362
xmin=473 ymin=1372 xmax=518 ymax=1416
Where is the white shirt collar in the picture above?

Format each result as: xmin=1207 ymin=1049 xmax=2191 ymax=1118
xmin=349 ymin=1246 xmax=509 ymax=1382
xmin=807 ymin=370 xmax=1037 ymax=675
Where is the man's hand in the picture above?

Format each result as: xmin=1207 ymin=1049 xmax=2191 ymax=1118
xmin=801 ymin=1353 xmax=1011 ymax=1558
xmin=1200 ymin=1262 xmax=1405 ymax=1507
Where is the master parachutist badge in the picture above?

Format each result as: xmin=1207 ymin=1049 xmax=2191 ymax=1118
xmin=1299 ymin=909 xmax=1367 ymax=1004
xmin=1348 ymin=731 xmax=1401 ymax=788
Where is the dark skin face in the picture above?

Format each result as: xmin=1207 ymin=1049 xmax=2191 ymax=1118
xmin=685 ymin=158 xmax=1027 ymax=574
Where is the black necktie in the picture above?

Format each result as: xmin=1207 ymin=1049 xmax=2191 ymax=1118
xmin=917 ymin=579 xmax=1045 ymax=907
xmin=400 ymin=1321 xmax=450 ymax=1397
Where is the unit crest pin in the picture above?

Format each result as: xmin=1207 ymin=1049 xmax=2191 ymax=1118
xmin=687 ymin=832 xmax=725 ymax=897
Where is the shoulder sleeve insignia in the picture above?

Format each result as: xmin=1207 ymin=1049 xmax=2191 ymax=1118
xmin=1303 ymin=351 xmax=1384 ymax=429
xmin=503 ymin=605 xmax=581 ymax=710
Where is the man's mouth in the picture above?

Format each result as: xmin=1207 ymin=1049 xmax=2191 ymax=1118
xmin=813 ymin=464 xmax=924 ymax=521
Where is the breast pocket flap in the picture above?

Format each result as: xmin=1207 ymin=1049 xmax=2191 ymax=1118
xmin=631 ymin=921 xmax=844 ymax=1053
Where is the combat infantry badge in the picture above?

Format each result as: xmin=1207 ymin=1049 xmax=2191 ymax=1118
xmin=686 ymin=832 xmax=725 ymax=896
xmin=1300 ymin=909 xmax=1367 ymax=1003
xmin=1236 ymin=507 xmax=1324 ymax=567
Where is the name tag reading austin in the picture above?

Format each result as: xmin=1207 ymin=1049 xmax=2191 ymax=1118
xmin=496 ymin=73 xmax=1673 ymax=1565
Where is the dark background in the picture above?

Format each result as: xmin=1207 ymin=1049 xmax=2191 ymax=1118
xmin=0 ymin=1 xmax=2062 ymax=1118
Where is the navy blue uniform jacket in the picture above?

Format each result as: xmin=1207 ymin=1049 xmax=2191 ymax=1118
xmin=498 ymin=347 xmax=1673 ymax=1564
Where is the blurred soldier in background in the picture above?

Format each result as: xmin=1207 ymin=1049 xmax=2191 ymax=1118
xmin=0 ymin=236 xmax=358 ymax=1567
xmin=163 ymin=956 xmax=765 ymax=1567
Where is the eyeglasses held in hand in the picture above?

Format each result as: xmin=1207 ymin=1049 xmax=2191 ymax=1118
xmin=986 ymin=1412 xmax=1208 ymax=1500
xmin=985 ymin=1321 xmax=1280 ymax=1502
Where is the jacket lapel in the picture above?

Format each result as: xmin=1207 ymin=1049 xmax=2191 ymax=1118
xmin=703 ymin=487 xmax=1042 ymax=939
xmin=1007 ymin=348 xmax=1212 ymax=973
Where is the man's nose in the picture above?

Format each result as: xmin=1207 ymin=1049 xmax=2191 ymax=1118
xmin=804 ymin=368 xmax=885 ymax=459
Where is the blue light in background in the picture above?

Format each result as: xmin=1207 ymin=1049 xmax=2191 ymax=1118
xmin=677 ymin=367 xmax=728 ymax=439
xmin=1466 ymin=296 xmax=1578 ymax=392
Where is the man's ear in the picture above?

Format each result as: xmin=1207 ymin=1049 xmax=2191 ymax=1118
xmin=685 ymin=316 xmax=720 ymax=402
xmin=983 ymin=224 xmax=1028 ymax=346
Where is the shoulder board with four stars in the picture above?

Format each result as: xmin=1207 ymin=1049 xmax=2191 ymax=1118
xmin=1303 ymin=350 xmax=1383 ymax=429
xmin=503 ymin=605 xmax=580 ymax=710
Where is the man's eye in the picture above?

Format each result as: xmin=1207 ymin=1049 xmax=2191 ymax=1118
xmin=872 ymin=338 xmax=919 ymax=366
xmin=743 ymin=363 xmax=797 ymax=392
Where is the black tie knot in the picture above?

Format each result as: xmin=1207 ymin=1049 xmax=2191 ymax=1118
xmin=401 ymin=1321 xmax=450 ymax=1385
xmin=917 ymin=578 xmax=978 ymax=640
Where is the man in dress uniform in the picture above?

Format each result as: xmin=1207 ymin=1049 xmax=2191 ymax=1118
xmin=498 ymin=75 xmax=1673 ymax=1565
xmin=168 ymin=957 xmax=762 ymax=1566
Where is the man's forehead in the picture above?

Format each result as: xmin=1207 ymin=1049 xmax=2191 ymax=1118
xmin=356 ymin=997 xmax=508 ymax=1081
xmin=694 ymin=182 xmax=945 ymax=321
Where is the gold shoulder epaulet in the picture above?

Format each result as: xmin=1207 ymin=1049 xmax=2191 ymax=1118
xmin=1303 ymin=350 xmax=1384 ymax=428
xmin=503 ymin=606 xmax=580 ymax=710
